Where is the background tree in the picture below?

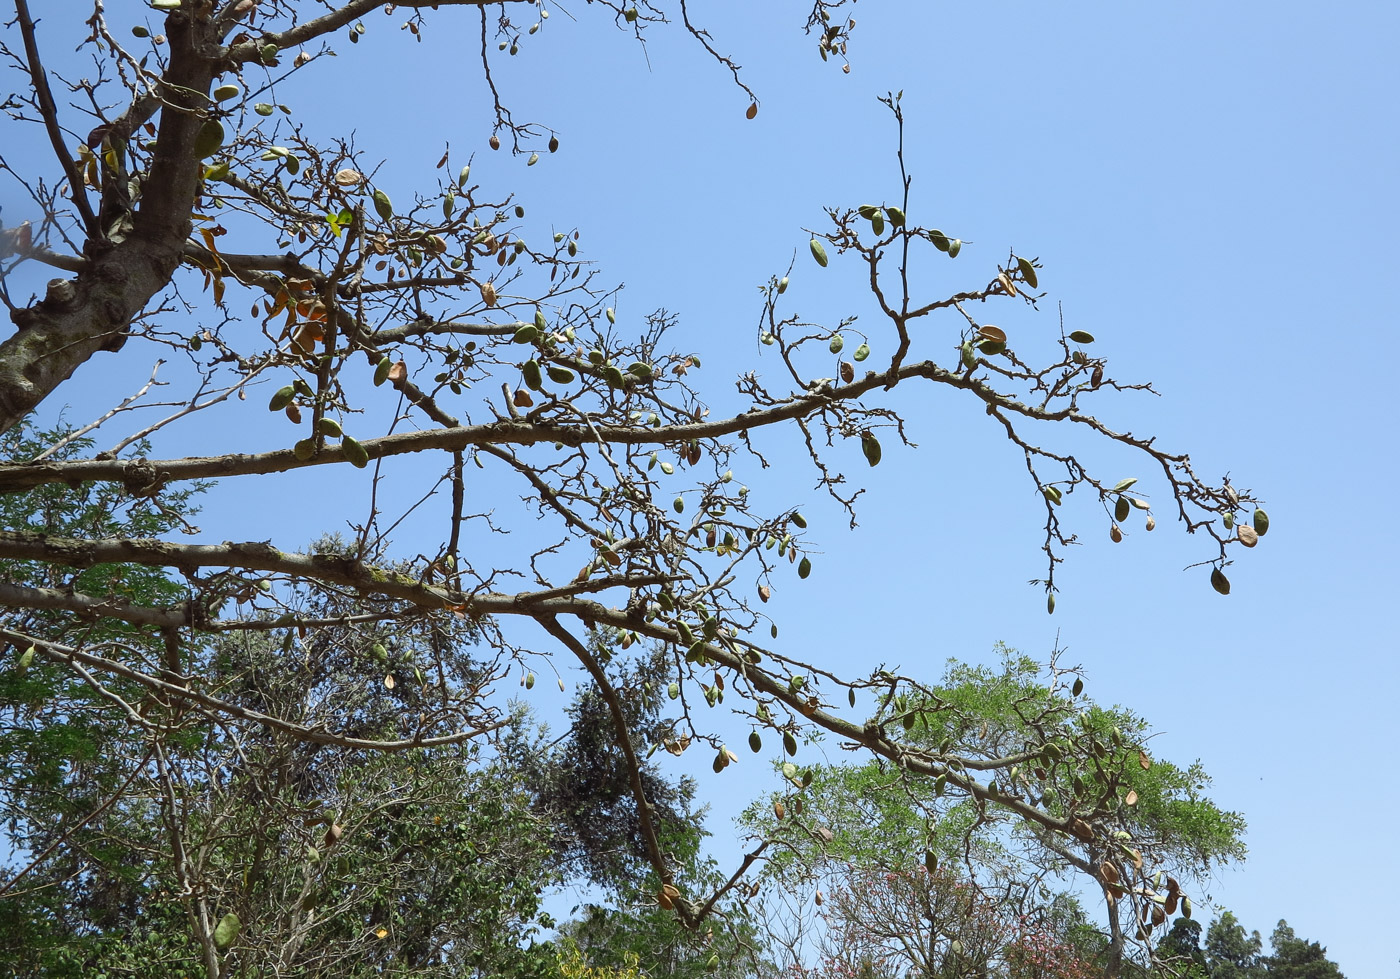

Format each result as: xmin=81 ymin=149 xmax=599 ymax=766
xmin=0 ymin=1 xmax=1271 ymax=974
xmin=740 ymin=650 xmax=1244 ymax=977
xmin=1261 ymin=921 xmax=1346 ymax=979
xmin=1205 ymin=913 xmax=1266 ymax=979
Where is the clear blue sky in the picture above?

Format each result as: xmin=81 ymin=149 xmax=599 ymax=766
xmin=5 ymin=2 xmax=1397 ymax=975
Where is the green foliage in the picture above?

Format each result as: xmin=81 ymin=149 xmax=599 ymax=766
xmin=1264 ymin=920 xmax=1346 ymax=979
xmin=1205 ymin=912 xmax=1266 ymax=979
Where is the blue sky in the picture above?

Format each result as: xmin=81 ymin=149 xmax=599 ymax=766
xmin=4 ymin=1 xmax=1397 ymax=975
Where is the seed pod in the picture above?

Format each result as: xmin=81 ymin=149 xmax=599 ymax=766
xmin=480 ymin=281 xmax=498 ymax=306
xmin=522 ymin=359 xmax=543 ymax=390
xmin=809 ymin=237 xmax=828 ymax=267
xmin=293 ymin=438 xmax=316 ymax=461
xmin=1145 ymin=514 xmax=1156 ymax=531
xmin=783 ymin=731 xmax=798 ymax=756
xmin=946 ymin=238 xmax=962 ymax=258
xmin=194 ymin=120 xmax=225 ymax=159
xmin=790 ymin=512 xmax=807 ymax=529
xmin=777 ymin=276 xmax=789 ymax=294
xmin=212 ymin=912 xmax=241 ymax=949
xmin=829 ymin=334 xmax=844 ymax=354
xmin=749 ymin=731 xmax=762 ymax=752
xmin=853 ymin=342 xmax=870 ymax=362
xmin=213 ymin=84 xmax=240 ymax=101
xmin=961 ymin=341 xmax=977 ymax=370
xmin=268 ymin=384 xmax=296 ymax=411
xmin=1069 ymin=330 xmax=1095 ymax=344
xmin=342 ymin=436 xmax=369 ymax=469
xmin=798 ymin=556 xmax=812 ymax=579
xmin=1016 ymin=256 xmax=1039 ymax=289
xmin=1253 ymin=508 xmax=1270 ymax=536
xmin=1115 ymin=497 xmax=1130 ymax=522
xmin=372 ymin=188 xmax=393 ymax=222
xmin=316 ymin=417 xmax=342 ymax=438
xmin=840 ymin=361 xmax=854 ymax=382
xmin=512 ymin=324 xmax=540 ymax=344
xmin=373 ymin=356 xmax=392 ymax=386
xmin=861 ymin=434 xmax=882 ymax=467
xmin=1210 ymin=568 xmax=1231 ymax=595
xmin=547 ymin=366 xmax=575 ymax=384
xmin=1237 ymin=525 xmax=1259 ymax=547
xmin=604 ymin=365 xmax=627 ymax=389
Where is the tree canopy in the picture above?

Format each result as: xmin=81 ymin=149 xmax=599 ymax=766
xmin=0 ymin=2 xmax=1279 ymax=976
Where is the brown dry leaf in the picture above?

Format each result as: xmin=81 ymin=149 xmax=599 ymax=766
xmin=480 ymin=280 xmax=498 ymax=306
xmin=383 ymin=674 xmax=395 ymax=689
xmin=774 ymin=800 xmax=786 ymax=820
xmin=758 ymin=584 xmax=771 ymax=603
xmin=1238 ymin=525 xmax=1259 ymax=547
xmin=997 ymin=272 xmax=1017 ymax=297
xmin=386 ymin=361 xmax=407 ymax=383
xmin=513 ymin=389 xmax=533 ymax=408
xmin=1100 ymin=861 xmax=1120 ymax=884
xmin=291 ymin=321 xmax=318 ymax=355
xmin=1139 ymin=750 xmax=1152 ymax=771
xmin=1124 ymin=789 xmax=1139 ymax=806
xmin=324 ymin=823 xmax=343 ymax=847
